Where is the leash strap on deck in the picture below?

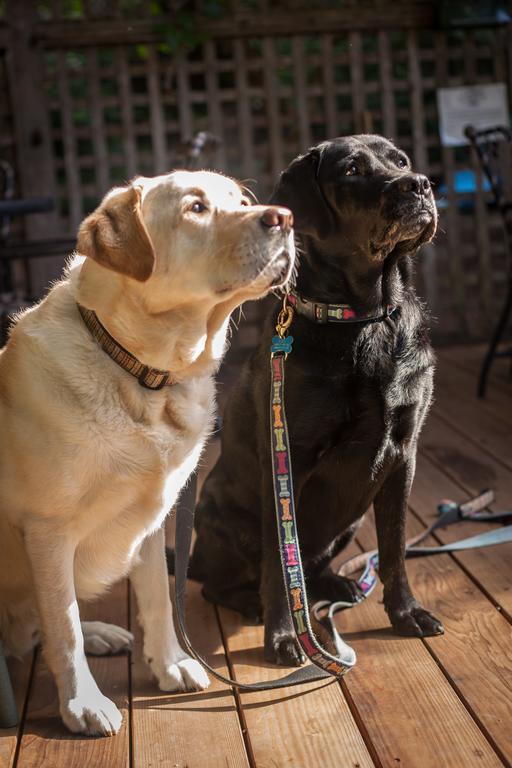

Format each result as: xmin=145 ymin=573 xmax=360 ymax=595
xmin=337 ymin=488 xmax=512 ymax=578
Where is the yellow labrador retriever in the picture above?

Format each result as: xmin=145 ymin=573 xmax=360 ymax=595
xmin=0 ymin=170 xmax=294 ymax=736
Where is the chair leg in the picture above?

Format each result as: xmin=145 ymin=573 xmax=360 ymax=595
xmin=478 ymin=280 xmax=512 ymax=397
xmin=0 ymin=641 xmax=18 ymax=729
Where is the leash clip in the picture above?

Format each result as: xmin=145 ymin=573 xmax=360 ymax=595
xmin=276 ymin=294 xmax=294 ymax=339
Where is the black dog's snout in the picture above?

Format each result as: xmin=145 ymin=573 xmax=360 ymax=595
xmin=397 ymin=173 xmax=431 ymax=196
xmin=260 ymin=206 xmax=294 ymax=232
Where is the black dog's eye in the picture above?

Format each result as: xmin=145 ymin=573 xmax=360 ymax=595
xmin=397 ymin=157 xmax=408 ymax=169
xmin=346 ymin=163 xmax=359 ymax=176
xmin=191 ymin=201 xmax=207 ymax=213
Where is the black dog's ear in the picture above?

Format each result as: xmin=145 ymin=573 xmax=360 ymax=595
xmin=269 ymin=148 xmax=333 ymax=239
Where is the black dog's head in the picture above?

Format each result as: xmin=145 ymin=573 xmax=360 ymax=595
xmin=270 ymin=135 xmax=437 ymax=268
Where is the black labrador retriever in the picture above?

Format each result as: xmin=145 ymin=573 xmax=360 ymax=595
xmin=186 ymin=135 xmax=444 ymax=666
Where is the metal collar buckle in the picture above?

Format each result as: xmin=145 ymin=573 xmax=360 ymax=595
xmin=314 ymin=303 xmax=328 ymax=323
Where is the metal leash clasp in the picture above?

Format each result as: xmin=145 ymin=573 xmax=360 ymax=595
xmin=276 ymin=294 xmax=294 ymax=339
xmin=271 ymin=294 xmax=295 ymax=358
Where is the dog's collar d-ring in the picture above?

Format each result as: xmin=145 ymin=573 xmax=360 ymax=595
xmin=288 ymin=290 xmax=397 ymax=324
xmin=77 ymin=303 xmax=174 ymax=390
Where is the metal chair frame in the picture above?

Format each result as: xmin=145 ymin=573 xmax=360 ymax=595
xmin=464 ymin=125 xmax=512 ymax=397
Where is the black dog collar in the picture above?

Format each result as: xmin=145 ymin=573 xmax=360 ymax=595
xmin=288 ymin=290 xmax=397 ymax=325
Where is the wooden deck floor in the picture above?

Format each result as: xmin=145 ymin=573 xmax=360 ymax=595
xmin=1 ymin=344 xmax=512 ymax=768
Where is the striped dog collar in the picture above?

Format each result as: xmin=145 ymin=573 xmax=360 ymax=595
xmin=77 ymin=303 xmax=174 ymax=390
xmin=288 ymin=290 xmax=397 ymax=324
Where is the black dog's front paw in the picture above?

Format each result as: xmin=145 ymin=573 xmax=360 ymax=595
xmin=308 ymin=570 xmax=364 ymax=605
xmin=389 ymin=603 xmax=444 ymax=637
xmin=264 ymin=632 xmax=306 ymax=667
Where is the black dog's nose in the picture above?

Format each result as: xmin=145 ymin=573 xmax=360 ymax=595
xmin=261 ymin=206 xmax=294 ymax=232
xmin=397 ymin=174 xmax=431 ymax=195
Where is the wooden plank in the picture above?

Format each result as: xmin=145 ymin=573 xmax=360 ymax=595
xmin=339 ymin=581 xmax=503 ymax=767
xmin=292 ymin=36 xmax=311 ymax=150
xmin=147 ymin=45 xmax=167 ymax=174
xmin=15 ymin=581 xmax=130 ymax=768
xmin=354 ymin=513 xmax=512 ymax=765
xmin=434 ymin=348 xmax=512 ymax=424
xmin=0 ymin=654 xmax=34 ymax=768
xmin=436 ymin=344 xmax=512 ymax=395
xmin=418 ymin=398 xmax=512 ymax=618
xmin=33 ymin=7 xmax=436 ymax=47
xmin=429 ymin=363 xmax=512 ymax=469
xmin=411 ymin=450 xmax=512 ymax=618
xmin=218 ymin=609 xmax=376 ymax=768
xmin=421 ymin=412 xmax=512 ymax=510
xmin=378 ymin=30 xmax=396 ymax=140
xmin=349 ymin=31 xmax=364 ymax=134
xmin=117 ymin=47 xmax=137 ymax=178
xmin=263 ymin=38 xmax=283 ymax=182
xmin=233 ymin=39 xmax=256 ymax=180
xmin=322 ymin=34 xmax=337 ymax=139
xmin=87 ymin=48 xmax=109 ymax=197
xmin=131 ymin=577 xmax=250 ymax=768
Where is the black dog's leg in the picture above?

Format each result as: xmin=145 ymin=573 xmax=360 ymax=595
xmin=306 ymin=523 xmax=364 ymax=604
xmin=374 ymin=461 xmax=444 ymax=637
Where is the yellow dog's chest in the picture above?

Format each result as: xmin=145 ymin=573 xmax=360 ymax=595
xmin=70 ymin=388 xmax=214 ymax=598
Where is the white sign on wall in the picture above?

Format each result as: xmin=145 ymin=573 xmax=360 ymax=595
xmin=437 ymin=83 xmax=510 ymax=147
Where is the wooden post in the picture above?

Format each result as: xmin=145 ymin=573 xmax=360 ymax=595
xmin=322 ymin=34 xmax=337 ymax=139
xmin=147 ymin=45 xmax=167 ymax=174
xmin=436 ymin=30 xmax=468 ymax=337
xmin=379 ymin=30 xmax=396 ymax=141
xmin=292 ymin=36 xmax=311 ymax=150
xmin=263 ymin=38 xmax=283 ymax=183
xmin=117 ymin=47 xmax=137 ymax=179
xmin=6 ymin=0 xmax=59 ymax=238
xmin=87 ymin=48 xmax=109 ymax=198
xmin=349 ymin=31 xmax=364 ymax=133
xmin=234 ymin=39 xmax=256 ymax=180
xmin=407 ymin=29 xmax=438 ymax=315
xmin=464 ymin=30 xmax=491 ymax=335
xmin=6 ymin=0 xmax=62 ymax=295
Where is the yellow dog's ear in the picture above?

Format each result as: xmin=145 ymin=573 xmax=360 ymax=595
xmin=77 ymin=186 xmax=155 ymax=282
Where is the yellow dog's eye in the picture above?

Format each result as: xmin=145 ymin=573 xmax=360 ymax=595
xmin=191 ymin=201 xmax=207 ymax=213
xmin=240 ymin=199 xmax=250 ymax=207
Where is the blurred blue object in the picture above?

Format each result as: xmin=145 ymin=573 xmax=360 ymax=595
xmin=436 ymin=169 xmax=492 ymax=209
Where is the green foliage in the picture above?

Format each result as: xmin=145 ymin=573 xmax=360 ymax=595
xmin=150 ymin=0 xmax=230 ymax=58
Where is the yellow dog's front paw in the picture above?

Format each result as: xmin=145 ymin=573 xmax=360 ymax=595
xmin=61 ymin=690 xmax=123 ymax=736
xmin=153 ymin=656 xmax=210 ymax=692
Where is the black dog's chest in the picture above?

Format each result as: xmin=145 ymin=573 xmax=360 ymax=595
xmin=312 ymin=361 xmax=423 ymax=483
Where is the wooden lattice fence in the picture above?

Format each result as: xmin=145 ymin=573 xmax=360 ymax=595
xmin=0 ymin=0 xmax=511 ymax=343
